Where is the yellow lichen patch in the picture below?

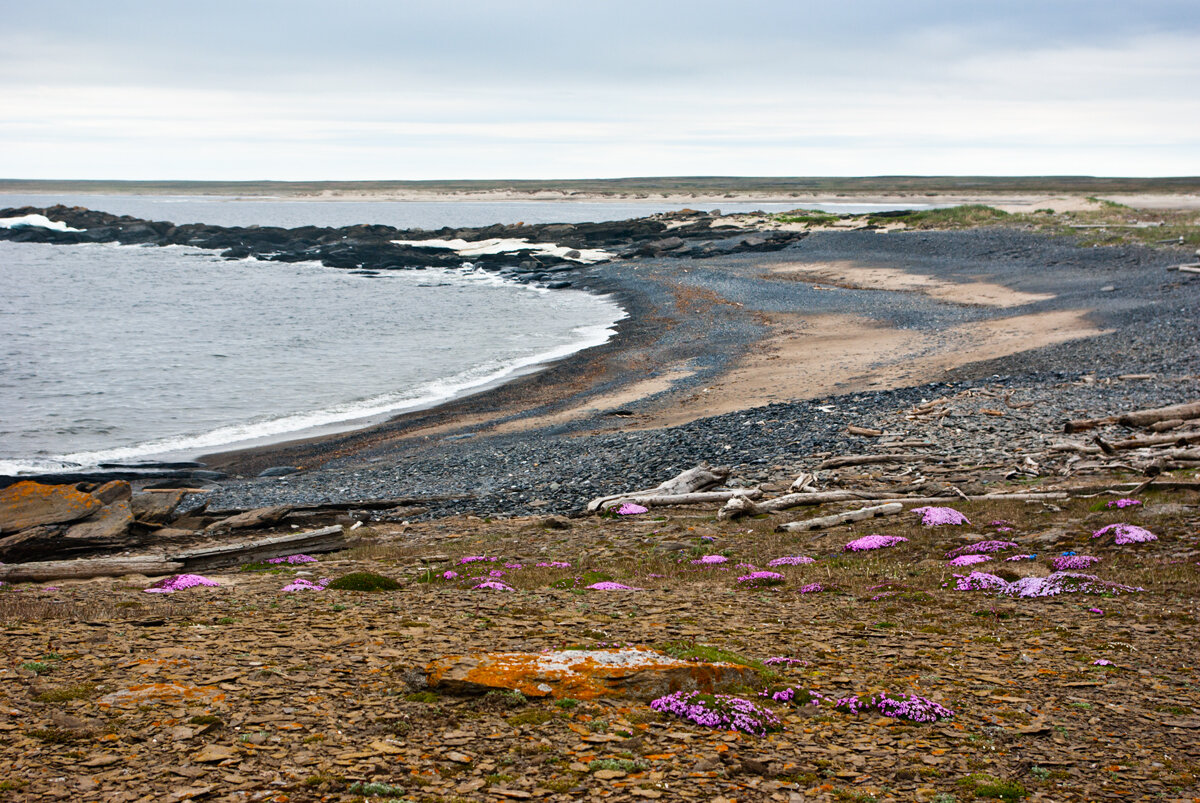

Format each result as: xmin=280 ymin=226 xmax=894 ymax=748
xmin=0 ymin=480 xmax=103 ymax=533
xmin=97 ymin=683 xmax=226 ymax=709
xmin=426 ymin=647 xmax=757 ymax=700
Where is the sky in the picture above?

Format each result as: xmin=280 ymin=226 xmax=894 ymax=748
xmin=2 ymin=0 xmax=1199 ymax=180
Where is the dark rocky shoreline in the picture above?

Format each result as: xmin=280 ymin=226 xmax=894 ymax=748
xmin=0 ymin=204 xmax=806 ymax=288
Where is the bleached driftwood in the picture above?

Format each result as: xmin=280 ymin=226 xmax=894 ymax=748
xmin=1117 ymin=401 xmax=1200 ymax=429
xmin=816 ymin=453 xmax=937 ymax=470
xmin=777 ymin=502 xmax=903 ymax=533
xmin=789 ymin=472 xmax=818 ymax=493
xmin=597 ymin=489 xmax=762 ymax=512
xmin=846 ymin=425 xmax=883 ymax=437
xmin=718 ymin=490 xmax=899 ymax=521
xmin=0 ymin=525 xmax=348 ymax=582
xmin=0 ymin=557 xmax=184 ymax=583
xmin=587 ymin=464 xmax=730 ymax=512
xmin=172 ymin=525 xmax=346 ymax=572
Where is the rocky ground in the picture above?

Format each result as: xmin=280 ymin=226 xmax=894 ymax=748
xmin=1 ymin=469 xmax=1198 ymax=803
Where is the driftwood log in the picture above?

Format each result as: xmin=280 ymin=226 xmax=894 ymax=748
xmin=816 ymin=453 xmax=937 ymax=470
xmin=587 ymin=464 xmax=731 ymax=512
xmin=0 ymin=525 xmax=347 ymax=583
xmin=1117 ymin=401 xmax=1200 ymax=428
xmin=0 ymin=557 xmax=184 ymax=583
xmin=777 ymin=502 xmax=904 ymax=533
xmin=596 ymin=489 xmax=762 ymax=512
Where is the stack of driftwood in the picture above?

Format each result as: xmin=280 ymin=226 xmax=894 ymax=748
xmin=1054 ymin=400 xmax=1200 ymax=476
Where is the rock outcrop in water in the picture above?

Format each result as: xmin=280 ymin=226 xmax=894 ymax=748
xmin=0 ymin=205 xmax=807 ymax=288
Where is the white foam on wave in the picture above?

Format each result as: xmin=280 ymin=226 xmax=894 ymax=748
xmin=3 ymin=287 xmax=626 ymax=474
xmin=0 ymin=214 xmax=83 ymax=232
xmin=393 ymin=237 xmax=613 ymax=264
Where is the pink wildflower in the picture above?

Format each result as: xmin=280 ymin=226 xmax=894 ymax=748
xmin=617 ymin=503 xmax=648 ymax=515
xmin=913 ymin=506 xmax=970 ymax=526
xmin=536 ymin=561 xmax=571 ymax=568
xmin=281 ymin=578 xmax=328 ymax=592
xmin=767 ymin=555 xmax=815 ymax=567
xmin=458 ymin=556 xmax=498 ymax=565
xmin=472 ymin=581 xmax=513 ymax=591
xmin=1093 ymin=658 xmax=1113 ymax=666
xmin=1092 ymin=523 xmax=1157 ymax=544
xmin=144 ymin=574 xmax=220 ymax=594
xmin=1053 ymin=555 xmax=1101 ymax=571
xmin=945 ymin=540 xmax=1019 ymax=559
xmin=844 ymin=535 xmax=908 ymax=552
xmin=267 ymin=554 xmax=317 ymax=564
xmin=441 ymin=570 xmax=459 ymax=580
xmin=947 ymin=554 xmax=992 ymax=567
xmin=1105 ymin=498 xmax=1141 ymax=509
xmin=737 ymin=571 xmax=785 ymax=587
xmin=586 ymin=581 xmax=643 ymax=590
xmin=692 ymin=555 xmax=728 ymax=564
xmin=798 ymin=583 xmax=826 ymax=594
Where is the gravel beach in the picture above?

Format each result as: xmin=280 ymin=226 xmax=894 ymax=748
xmin=196 ymin=226 xmax=1200 ymax=517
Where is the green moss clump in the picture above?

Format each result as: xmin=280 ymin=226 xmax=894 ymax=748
xmin=958 ymin=773 xmax=1027 ymax=801
xmin=34 ymin=684 xmax=97 ymax=703
xmin=325 ymin=572 xmax=401 ymax=592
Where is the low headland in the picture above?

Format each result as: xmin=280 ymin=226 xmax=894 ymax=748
xmin=1 ymin=186 xmax=1198 ymax=802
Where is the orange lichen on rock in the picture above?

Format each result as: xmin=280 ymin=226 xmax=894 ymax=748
xmin=0 ymin=480 xmax=104 ymax=533
xmin=426 ymin=647 xmax=758 ymax=700
xmin=97 ymin=683 xmax=226 ymax=709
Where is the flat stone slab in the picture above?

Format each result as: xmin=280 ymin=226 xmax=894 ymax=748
xmin=426 ymin=647 xmax=758 ymax=700
xmin=0 ymin=481 xmax=103 ymax=533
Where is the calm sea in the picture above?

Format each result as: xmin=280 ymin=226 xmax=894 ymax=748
xmin=0 ymin=195 xmax=937 ymax=474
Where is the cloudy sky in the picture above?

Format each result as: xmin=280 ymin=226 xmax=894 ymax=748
xmin=2 ymin=0 xmax=1198 ymax=180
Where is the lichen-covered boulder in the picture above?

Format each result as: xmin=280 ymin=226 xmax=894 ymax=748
xmin=426 ymin=647 xmax=758 ymax=701
xmin=0 ymin=481 xmax=103 ymax=533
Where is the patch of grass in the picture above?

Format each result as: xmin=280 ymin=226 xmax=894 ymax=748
xmin=0 ymin=780 xmax=28 ymax=791
xmin=958 ymin=773 xmax=1027 ymax=801
xmin=552 ymin=570 xmax=613 ymax=590
xmin=406 ymin=691 xmax=439 ymax=703
xmin=20 ymin=661 xmax=52 ymax=675
xmin=589 ymin=757 xmax=649 ymax=773
xmin=875 ymin=204 xmax=1012 ymax=229
xmin=302 ymin=774 xmax=345 ymax=790
xmin=27 ymin=727 xmax=87 ymax=744
xmin=34 ymin=683 xmax=98 ymax=703
xmin=775 ymin=211 xmax=842 ymax=226
xmin=555 ymin=698 xmax=579 ymax=709
xmin=325 ymin=571 xmax=402 ymax=592
xmin=655 ymin=640 xmax=776 ymax=679
xmin=480 ymin=689 xmax=527 ymax=710
xmin=189 ymin=714 xmax=221 ymax=725
xmin=507 ymin=710 xmax=555 ymax=727
xmin=348 ymin=780 xmax=406 ymax=796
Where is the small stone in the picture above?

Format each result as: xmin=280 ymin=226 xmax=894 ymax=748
xmin=593 ymin=769 xmax=627 ymax=780
xmin=192 ymin=744 xmax=239 ymax=763
xmin=446 ymin=751 xmax=472 ymax=763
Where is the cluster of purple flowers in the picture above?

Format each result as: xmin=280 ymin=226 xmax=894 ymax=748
xmin=536 ymin=561 xmax=571 ymax=568
xmin=844 ymin=535 xmax=909 ymax=552
xmin=763 ymin=657 xmax=809 ymax=668
xmin=266 ymin=554 xmax=318 ymax=565
xmin=472 ymin=580 xmax=514 ymax=591
xmin=586 ymin=581 xmax=642 ymax=591
xmin=457 ymin=556 xmax=499 ymax=565
xmin=954 ymin=570 xmax=1144 ymax=598
xmin=1093 ymin=659 xmax=1114 ymax=666
xmin=760 ymin=687 xmax=829 ymax=706
xmin=692 ymin=554 xmax=728 ymax=565
xmin=830 ymin=692 xmax=954 ymax=722
xmin=947 ymin=554 xmax=993 ymax=567
xmin=767 ymin=555 xmax=815 ymax=567
xmin=867 ymin=692 xmax=955 ymax=723
xmin=280 ymin=577 xmax=330 ymax=592
xmin=736 ymin=571 xmax=785 ymax=588
xmin=913 ymin=506 xmax=970 ymax=526
xmin=1105 ymin=498 xmax=1141 ymax=509
xmin=617 ymin=502 xmax=648 ymax=515
xmin=798 ymin=582 xmax=827 ymax=594
xmin=144 ymin=574 xmax=220 ymax=594
xmin=649 ymin=691 xmax=782 ymax=736
xmin=1052 ymin=555 xmax=1101 ymax=571
xmin=1005 ymin=554 xmax=1037 ymax=561
xmin=945 ymin=540 xmax=1019 ymax=559
xmin=1092 ymin=523 xmax=1158 ymax=544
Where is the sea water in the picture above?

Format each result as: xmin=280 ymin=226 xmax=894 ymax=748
xmin=0 ymin=238 xmax=623 ymax=473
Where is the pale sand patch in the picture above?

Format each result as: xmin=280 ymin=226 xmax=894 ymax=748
xmin=769 ymin=261 xmax=1055 ymax=308
xmin=629 ymin=310 xmax=1109 ymax=429
xmin=487 ymin=369 xmax=696 ymax=435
